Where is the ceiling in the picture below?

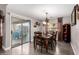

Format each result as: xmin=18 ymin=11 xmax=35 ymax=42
xmin=7 ymin=4 xmax=75 ymax=20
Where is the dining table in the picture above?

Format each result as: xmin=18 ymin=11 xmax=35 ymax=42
xmin=34 ymin=33 xmax=53 ymax=52
xmin=42 ymin=34 xmax=52 ymax=52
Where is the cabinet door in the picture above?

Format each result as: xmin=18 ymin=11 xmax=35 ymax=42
xmin=0 ymin=19 xmax=4 ymax=36
xmin=0 ymin=19 xmax=2 ymax=48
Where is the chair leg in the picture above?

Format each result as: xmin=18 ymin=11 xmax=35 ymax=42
xmin=41 ymin=46 xmax=42 ymax=52
xmin=34 ymin=38 xmax=36 ymax=49
xmin=51 ymin=43 xmax=53 ymax=50
xmin=54 ymin=40 xmax=56 ymax=46
xmin=46 ymin=48 xmax=48 ymax=52
xmin=53 ymin=40 xmax=56 ymax=47
xmin=52 ymin=40 xmax=55 ymax=47
xmin=34 ymin=42 xmax=36 ymax=49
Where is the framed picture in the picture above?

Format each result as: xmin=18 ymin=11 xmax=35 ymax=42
xmin=71 ymin=6 xmax=76 ymax=26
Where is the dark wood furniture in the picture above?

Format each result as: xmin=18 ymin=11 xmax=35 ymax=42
xmin=34 ymin=32 xmax=44 ymax=52
xmin=63 ymin=24 xmax=71 ymax=43
xmin=0 ymin=10 xmax=4 ymax=49
xmin=34 ymin=32 xmax=42 ymax=47
xmin=42 ymin=34 xmax=52 ymax=52
xmin=34 ymin=31 xmax=57 ymax=52
xmin=34 ymin=31 xmax=42 ymax=36
xmin=0 ymin=36 xmax=2 ymax=48
xmin=48 ymin=31 xmax=57 ymax=50
xmin=34 ymin=35 xmax=45 ymax=52
xmin=51 ymin=31 xmax=57 ymax=46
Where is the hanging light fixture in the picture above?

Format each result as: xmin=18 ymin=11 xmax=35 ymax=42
xmin=43 ymin=12 xmax=49 ymax=35
xmin=43 ymin=12 xmax=49 ymax=25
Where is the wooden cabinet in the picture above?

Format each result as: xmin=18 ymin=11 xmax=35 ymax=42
xmin=0 ymin=10 xmax=4 ymax=49
xmin=0 ymin=36 xmax=2 ymax=48
xmin=63 ymin=24 xmax=71 ymax=43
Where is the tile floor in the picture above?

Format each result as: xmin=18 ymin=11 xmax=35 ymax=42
xmin=0 ymin=41 xmax=74 ymax=55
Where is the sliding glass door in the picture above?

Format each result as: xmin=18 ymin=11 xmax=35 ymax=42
xmin=11 ymin=17 xmax=31 ymax=48
xmin=22 ymin=22 xmax=30 ymax=44
xmin=11 ymin=23 xmax=22 ymax=47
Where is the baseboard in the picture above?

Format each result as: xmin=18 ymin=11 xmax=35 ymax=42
xmin=71 ymin=43 xmax=77 ymax=55
xmin=2 ymin=46 xmax=11 ymax=51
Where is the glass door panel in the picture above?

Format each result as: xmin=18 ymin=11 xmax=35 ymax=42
xmin=11 ymin=18 xmax=31 ymax=48
xmin=22 ymin=22 xmax=30 ymax=44
xmin=11 ymin=23 xmax=22 ymax=47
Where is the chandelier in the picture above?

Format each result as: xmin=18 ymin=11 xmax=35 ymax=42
xmin=43 ymin=12 xmax=49 ymax=25
xmin=43 ymin=12 xmax=49 ymax=35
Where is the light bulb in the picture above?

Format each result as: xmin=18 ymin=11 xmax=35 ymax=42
xmin=43 ymin=21 xmax=46 ymax=25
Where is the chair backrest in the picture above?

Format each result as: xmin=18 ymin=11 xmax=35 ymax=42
xmin=49 ymin=31 xmax=57 ymax=40
xmin=34 ymin=31 xmax=42 ymax=37
xmin=34 ymin=32 xmax=42 ymax=43
xmin=53 ymin=31 xmax=57 ymax=40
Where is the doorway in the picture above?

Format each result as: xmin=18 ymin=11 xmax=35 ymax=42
xmin=11 ymin=17 xmax=31 ymax=48
xmin=58 ymin=17 xmax=63 ymax=41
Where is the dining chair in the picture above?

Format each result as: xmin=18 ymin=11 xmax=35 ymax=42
xmin=48 ymin=31 xmax=57 ymax=50
xmin=33 ymin=32 xmax=45 ymax=52
xmin=34 ymin=35 xmax=45 ymax=52
xmin=48 ymin=35 xmax=54 ymax=50
xmin=34 ymin=31 xmax=42 ymax=49
xmin=52 ymin=31 xmax=57 ymax=47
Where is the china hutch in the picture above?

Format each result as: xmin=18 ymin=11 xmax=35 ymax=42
xmin=0 ymin=10 xmax=4 ymax=48
xmin=63 ymin=24 xmax=71 ymax=43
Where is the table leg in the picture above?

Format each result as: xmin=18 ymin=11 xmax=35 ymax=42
xmin=45 ymin=39 xmax=48 ymax=52
xmin=34 ymin=38 xmax=36 ymax=49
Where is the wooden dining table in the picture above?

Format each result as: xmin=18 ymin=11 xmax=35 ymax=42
xmin=41 ymin=34 xmax=52 ymax=52
xmin=34 ymin=33 xmax=52 ymax=52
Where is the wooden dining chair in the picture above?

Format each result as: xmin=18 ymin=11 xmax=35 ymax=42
xmin=34 ymin=35 xmax=45 ymax=52
xmin=48 ymin=35 xmax=54 ymax=50
xmin=34 ymin=31 xmax=42 ymax=49
xmin=48 ymin=31 xmax=57 ymax=50
xmin=52 ymin=31 xmax=57 ymax=46
xmin=33 ymin=32 xmax=45 ymax=52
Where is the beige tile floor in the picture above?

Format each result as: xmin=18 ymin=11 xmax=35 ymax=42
xmin=0 ymin=41 xmax=74 ymax=55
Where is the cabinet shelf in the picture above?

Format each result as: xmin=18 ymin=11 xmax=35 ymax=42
xmin=63 ymin=24 xmax=71 ymax=43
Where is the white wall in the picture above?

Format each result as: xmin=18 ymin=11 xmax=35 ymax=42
xmin=3 ymin=7 xmax=42 ymax=50
xmin=63 ymin=16 xmax=71 ymax=25
xmin=71 ymin=19 xmax=79 ymax=55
